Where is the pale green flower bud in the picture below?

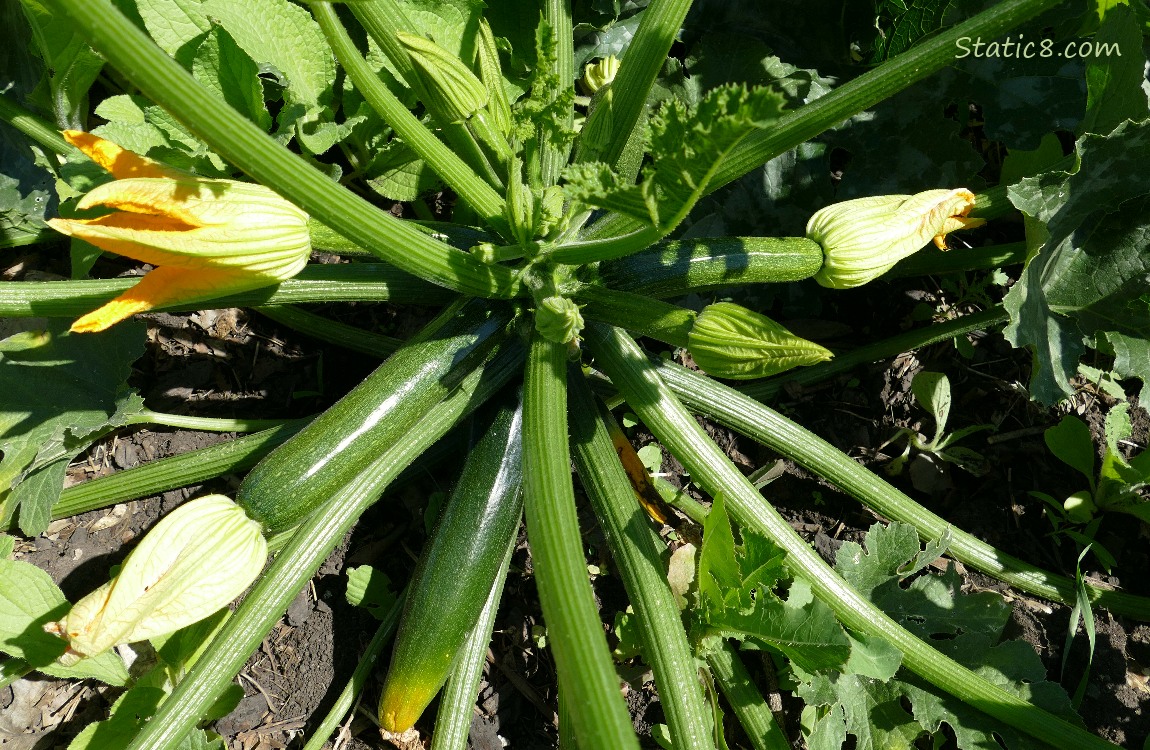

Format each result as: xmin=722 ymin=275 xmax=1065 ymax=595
xmin=50 ymin=495 xmax=267 ymax=664
xmin=580 ymin=55 xmax=620 ymax=95
xmin=535 ymin=296 xmax=584 ymax=344
xmin=397 ymin=32 xmax=488 ymax=123
xmin=688 ymin=302 xmax=832 ymax=379
xmin=806 ymin=188 xmax=985 ymax=289
xmin=505 ymin=158 xmax=536 ymax=246
xmin=1063 ymin=490 xmax=1096 ymax=523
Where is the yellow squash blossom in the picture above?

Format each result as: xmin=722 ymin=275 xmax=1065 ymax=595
xmin=47 ymin=131 xmax=311 ymax=332
xmin=806 ymin=188 xmax=985 ymax=289
xmin=48 ymin=494 xmax=267 ymax=665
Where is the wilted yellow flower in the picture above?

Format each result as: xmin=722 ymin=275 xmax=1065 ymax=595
xmin=47 ymin=131 xmax=311 ymax=333
xmin=806 ymin=188 xmax=985 ymax=289
xmin=49 ymin=494 xmax=267 ymax=665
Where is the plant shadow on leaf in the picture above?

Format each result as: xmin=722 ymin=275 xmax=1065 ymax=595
xmin=820 ymin=522 xmax=1084 ymax=747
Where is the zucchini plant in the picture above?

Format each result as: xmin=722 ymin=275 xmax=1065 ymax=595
xmin=2 ymin=0 xmax=1148 ymax=747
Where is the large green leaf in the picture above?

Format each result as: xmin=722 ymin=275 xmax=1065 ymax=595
xmin=1078 ymin=4 xmax=1149 ymax=137
xmin=89 ymin=95 xmax=228 ymax=177
xmin=135 ymin=0 xmax=212 ymax=64
xmin=694 ymin=497 xmax=853 ymax=674
xmin=192 ymin=26 xmax=273 ymax=134
xmin=0 ymin=321 xmax=147 ymax=535
xmin=800 ymin=672 xmax=923 ymax=750
xmin=401 ymin=0 xmax=485 ymax=61
xmin=565 ymin=83 xmax=785 ymax=232
xmin=201 ymin=0 xmax=333 ymax=109
xmin=137 ymin=0 xmax=345 ymax=154
xmin=797 ymin=522 xmax=1080 ymax=749
xmin=1004 ymin=120 xmax=1150 ymax=403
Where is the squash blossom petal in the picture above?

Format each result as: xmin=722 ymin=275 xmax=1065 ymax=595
xmin=46 ymin=131 xmax=311 ymax=333
xmin=49 ymin=494 xmax=267 ymax=665
xmin=806 ymin=188 xmax=985 ymax=289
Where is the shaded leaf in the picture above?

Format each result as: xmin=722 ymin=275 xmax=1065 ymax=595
xmin=1106 ymin=327 xmax=1150 ymax=403
xmin=911 ymin=371 xmax=951 ymax=439
xmin=19 ymin=0 xmax=105 ymax=129
xmin=1000 ymin=133 xmax=1066 ymax=186
xmin=903 ymin=637 xmax=1083 ymax=749
xmin=1078 ymin=4 xmax=1149 ymax=137
xmin=366 ymin=140 xmax=441 ymax=202
xmin=0 ymin=321 xmax=147 ymax=535
xmin=573 ymin=13 xmax=643 ymax=72
xmin=345 ymin=565 xmax=399 ymax=620
xmin=0 ymin=7 xmax=55 ymax=249
xmin=1004 ymin=120 xmax=1150 ymax=403
xmin=799 ymin=521 xmax=1081 ymax=748
xmin=868 ymin=0 xmax=956 ymax=63
xmin=192 ymin=26 xmax=273 ymax=132
xmin=1044 ymin=415 xmax=1096 ymax=485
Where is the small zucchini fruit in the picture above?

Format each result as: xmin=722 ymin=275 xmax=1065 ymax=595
xmin=597 ymin=236 xmax=823 ymax=298
xmin=379 ymin=395 xmax=524 ymax=732
xmin=236 ymin=299 xmax=515 ymax=533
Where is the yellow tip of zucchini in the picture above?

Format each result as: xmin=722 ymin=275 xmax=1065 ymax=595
xmin=378 ymin=678 xmax=439 ymax=733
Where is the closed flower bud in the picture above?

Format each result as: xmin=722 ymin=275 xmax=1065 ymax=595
xmin=535 ymin=296 xmax=584 ymax=345
xmin=49 ymin=495 xmax=267 ymax=665
xmin=397 ymin=31 xmax=488 ymax=123
xmin=806 ymin=188 xmax=985 ymax=289
xmin=505 ymin=158 xmax=537 ymax=246
xmin=688 ymin=302 xmax=832 ymax=379
xmin=47 ymin=131 xmax=311 ymax=332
